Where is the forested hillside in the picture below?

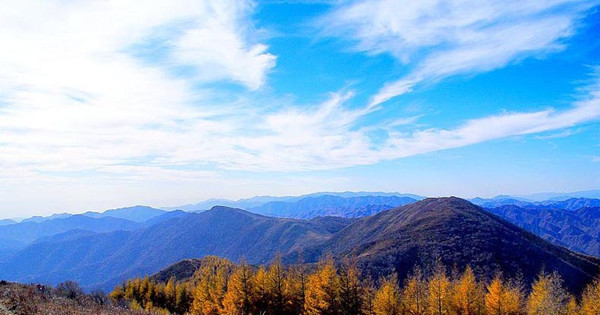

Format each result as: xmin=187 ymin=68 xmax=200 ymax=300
xmin=110 ymin=256 xmax=600 ymax=315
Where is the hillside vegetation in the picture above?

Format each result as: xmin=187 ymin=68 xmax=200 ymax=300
xmin=111 ymin=255 xmax=600 ymax=315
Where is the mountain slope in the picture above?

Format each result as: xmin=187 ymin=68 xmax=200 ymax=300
xmin=0 ymin=207 xmax=353 ymax=290
xmin=296 ymin=197 xmax=600 ymax=292
xmin=486 ymin=205 xmax=600 ymax=257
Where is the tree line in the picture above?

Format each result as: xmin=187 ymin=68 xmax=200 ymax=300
xmin=109 ymin=255 xmax=600 ymax=315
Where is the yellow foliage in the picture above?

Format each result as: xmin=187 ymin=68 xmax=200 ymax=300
xmin=304 ymin=256 xmax=340 ymax=315
xmin=373 ymin=276 xmax=402 ymax=315
xmin=452 ymin=266 xmax=484 ymax=315
xmin=403 ymin=267 xmax=428 ymax=315
xmin=526 ymin=271 xmax=570 ymax=315
xmin=580 ymin=278 xmax=600 ymax=315
xmin=427 ymin=261 xmax=452 ymax=315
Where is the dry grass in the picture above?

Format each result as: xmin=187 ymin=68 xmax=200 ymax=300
xmin=0 ymin=281 xmax=152 ymax=315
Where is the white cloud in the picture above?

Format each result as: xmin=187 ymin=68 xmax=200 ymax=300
xmin=0 ymin=0 xmax=599 ymax=215
xmin=318 ymin=0 xmax=597 ymax=106
xmin=0 ymin=0 xmax=275 ymax=179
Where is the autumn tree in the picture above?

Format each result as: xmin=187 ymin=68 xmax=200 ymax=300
xmin=373 ymin=274 xmax=402 ymax=315
xmin=579 ymin=277 xmax=600 ymax=315
xmin=268 ymin=254 xmax=288 ymax=314
xmin=427 ymin=260 xmax=451 ymax=315
xmin=304 ymin=256 xmax=340 ymax=315
xmin=338 ymin=259 xmax=364 ymax=315
xmin=286 ymin=264 xmax=308 ymax=314
xmin=452 ymin=266 xmax=484 ymax=315
xmin=191 ymin=257 xmax=233 ymax=315
xmin=253 ymin=265 xmax=271 ymax=314
xmin=526 ymin=271 xmax=570 ymax=315
xmin=222 ymin=260 xmax=255 ymax=315
xmin=361 ymin=276 xmax=377 ymax=315
xmin=403 ymin=266 xmax=428 ymax=315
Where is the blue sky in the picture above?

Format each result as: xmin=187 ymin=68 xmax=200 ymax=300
xmin=0 ymin=0 xmax=599 ymax=217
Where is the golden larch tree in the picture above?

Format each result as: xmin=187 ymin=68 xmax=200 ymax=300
xmin=403 ymin=266 xmax=428 ymax=315
xmin=373 ymin=274 xmax=402 ymax=315
xmin=526 ymin=271 xmax=570 ymax=315
xmin=580 ymin=277 xmax=600 ymax=315
xmin=427 ymin=261 xmax=452 ymax=315
xmin=304 ymin=256 xmax=340 ymax=315
xmin=452 ymin=266 xmax=484 ymax=315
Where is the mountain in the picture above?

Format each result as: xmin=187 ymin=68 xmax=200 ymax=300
xmin=486 ymin=205 xmax=600 ymax=257
xmin=0 ymin=207 xmax=353 ymax=290
xmin=471 ymin=196 xmax=600 ymax=211
xmin=519 ymin=190 xmax=600 ymax=201
xmin=248 ymin=195 xmax=418 ymax=219
xmin=83 ymin=205 xmax=166 ymax=222
xmin=470 ymin=197 xmax=534 ymax=208
xmin=150 ymin=258 xmax=206 ymax=283
xmin=164 ymin=192 xmax=424 ymax=212
xmin=537 ymin=198 xmax=600 ymax=210
xmin=21 ymin=213 xmax=72 ymax=223
xmin=0 ymin=215 xmax=141 ymax=251
xmin=0 ymin=219 xmax=16 ymax=226
xmin=294 ymin=197 xmax=600 ymax=293
xmin=2 ymin=198 xmax=598 ymax=293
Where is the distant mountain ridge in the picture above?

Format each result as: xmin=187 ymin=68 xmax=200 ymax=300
xmin=471 ymin=196 xmax=600 ymax=210
xmin=486 ymin=205 xmax=600 ymax=257
xmin=248 ymin=195 xmax=418 ymax=219
xmin=163 ymin=191 xmax=424 ymax=212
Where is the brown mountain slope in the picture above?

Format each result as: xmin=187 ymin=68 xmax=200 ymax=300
xmin=293 ymin=197 xmax=600 ymax=293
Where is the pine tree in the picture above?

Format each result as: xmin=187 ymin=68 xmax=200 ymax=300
xmin=253 ymin=265 xmax=271 ymax=314
xmin=286 ymin=264 xmax=308 ymax=315
xmin=338 ymin=259 xmax=364 ymax=315
xmin=268 ymin=254 xmax=288 ymax=314
xmin=165 ymin=276 xmax=176 ymax=311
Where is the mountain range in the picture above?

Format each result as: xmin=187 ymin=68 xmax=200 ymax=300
xmin=487 ymin=205 xmax=600 ymax=257
xmin=1 ymin=197 xmax=598 ymax=294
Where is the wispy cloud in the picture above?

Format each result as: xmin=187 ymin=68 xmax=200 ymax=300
xmin=0 ymin=0 xmax=598 ymax=189
xmin=318 ymin=0 xmax=598 ymax=107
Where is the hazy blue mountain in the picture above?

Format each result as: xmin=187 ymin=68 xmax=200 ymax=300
xmin=519 ymin=190 xmax=600 ymax=201
xmin=470 ymin=197 xmax=534 ymax=208
xmin=536 ymin=198 xmax=600 ymax=210
xmin=21 ymin=213 xmax=72 ymax=223
xmin=163 ymin=192 xmax=424 ymax=212
xmin=83 ymin=206 xmax=166 ymax=222
xmin=0 ymin=207 xmax=352 ymax=290
xmin=0 ymin=219 xmax=16 ymax=226
xmin=248 ymin=195 xmax=418 ymax=219
xmin=472 ymin=196 xmax=600 ymax=211
xmin=0 ymin=215 xmax=142 ymax=263
xmin=486 ymin=205 xmax=600 ymax=257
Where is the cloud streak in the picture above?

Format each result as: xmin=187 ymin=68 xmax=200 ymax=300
xmin=318 ymin=0 xmax=598 ymax=107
